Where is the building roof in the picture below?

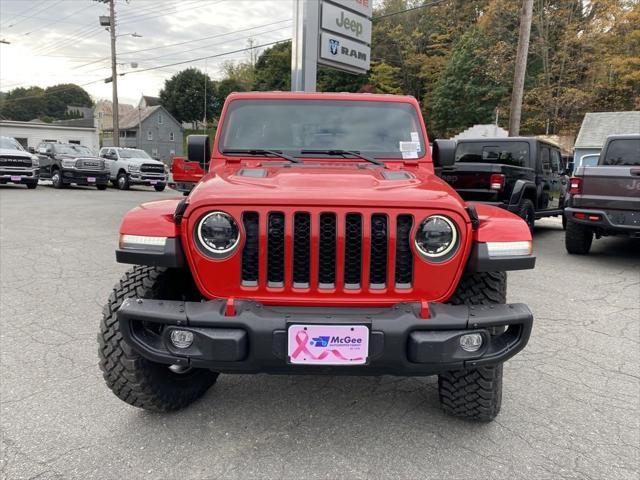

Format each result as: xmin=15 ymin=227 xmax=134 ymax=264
xmin=140 ymin=95 xmax=160 ymax=107
xmin=94 ymin=99 xmax=134 ymax=116
xmin=109 ymin=105 xmax=161 ymax=130
xmin=574 ymin=111 xmax=640 ymax=149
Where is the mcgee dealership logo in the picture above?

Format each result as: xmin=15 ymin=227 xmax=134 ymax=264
xmin=310 ymin=335 xmax=363 ymax=347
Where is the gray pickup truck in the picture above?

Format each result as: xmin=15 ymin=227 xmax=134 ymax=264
xmin=565 ymin=134 xmax=640 ymax=254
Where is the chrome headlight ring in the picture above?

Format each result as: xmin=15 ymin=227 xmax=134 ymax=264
xmin=195 ymin=211 xmax=241 ymax=259
xmin=414 ymin=215 xmax=459 ymax=262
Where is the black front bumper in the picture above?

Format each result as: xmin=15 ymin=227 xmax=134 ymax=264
xmin=118 ymin=299 xmax=533 ymax=375
xmin=62 ymin=168 xmax=109 ymax=186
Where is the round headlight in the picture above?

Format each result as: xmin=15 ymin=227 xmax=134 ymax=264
xmin=415 ymin=215 xmax=458 ymax=260
xmin=197 ymin=211 xmax=240 ymax=256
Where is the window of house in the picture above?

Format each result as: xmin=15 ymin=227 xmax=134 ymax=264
xmin=158 ymin=113 xmax=163 ymax=124
xmin=151 ymin=148 xmax=158 ymax=158
xmin=147 ymin=131 xmax=153 ymax=141
xmin=169 ymin=132 xmax=174 ymax=141
xmin=170 ymin=149 xmax=175 ymax=157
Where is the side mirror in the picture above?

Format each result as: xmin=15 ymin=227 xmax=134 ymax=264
xmin=187 ymin=134 xmax=211 ymax=171
xmin=28 ymin=147 xmax=35 ymax=154
xmin=432 ymin=139 xmax=456 ymax=168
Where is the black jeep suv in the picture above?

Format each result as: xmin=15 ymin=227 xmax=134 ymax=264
xmin=439 ymin=137 xmax=569 ymax=230
xmin=36 ymin=142 xmax=109 ymax=189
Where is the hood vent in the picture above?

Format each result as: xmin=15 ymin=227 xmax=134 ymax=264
xmin=381 ymin=171 xmax=413 ymax=180
xmin=237 ymin=168 xmax=267 ymax=178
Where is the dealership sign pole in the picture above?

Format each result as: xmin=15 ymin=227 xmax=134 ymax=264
xmin=291 ymin=0 xmax=372 ymax=92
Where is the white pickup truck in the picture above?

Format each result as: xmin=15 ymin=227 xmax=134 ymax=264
xmin=98 ymin=147 xmax=167 ymax=191
xmin=0 ymin=136 xmax=39 ymax=189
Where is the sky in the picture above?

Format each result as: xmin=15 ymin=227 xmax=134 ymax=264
xmin=0 ymin=0 xmax=301 ymax=105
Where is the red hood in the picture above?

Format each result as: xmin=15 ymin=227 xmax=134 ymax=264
xmin=185 ymin=161 xmax=466 ymax=214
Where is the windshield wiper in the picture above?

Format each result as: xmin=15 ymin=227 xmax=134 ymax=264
xmin=299 ymin=149 xmax=385 ymax=167
xmin=222 ymin=149 xmax=301 ymax=163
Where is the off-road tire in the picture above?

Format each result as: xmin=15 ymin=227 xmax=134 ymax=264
xmin=116 ymin=172 xmax=130 ymax=190
xmin=98 ymin=266 xmax=218 ymax=412
xmin=438 ymin=271 xmax=506 ymax=421
xmin=565 ymin=220 xmax=593 ymax=254
xmin=96 ymin=184 xmax=108 ymax=191
xmin=26 ymin=181 xmax=38 ymax=189
xmin=517 ymin=199 xmax=535 ymax=232
xmin=154 ymin=184 xmax=166 ymax=192
xmin=51 ymin=169 xmax=64 ymax=189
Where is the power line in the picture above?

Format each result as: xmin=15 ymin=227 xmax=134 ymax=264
xmin=372 ymin=0 xmax=448 ymax=20
xmin=22 ymin=2 xmax=99 ymax=37
xmin=0 ymin=0 xmax=49 ymax=28
xmin=2 ymin=0 xmax=66 ymax=30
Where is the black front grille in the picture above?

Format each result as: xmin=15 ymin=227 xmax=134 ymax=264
xmin=344 ymin=214 xmax=362 ymax=287
xmin=238 ymin=211 xmax=414 ymax=291
xmin=77 ymin=158 xmax=104 ymax=170
xmin=0 ymin=156 xmax=32 ymax=168
xmin=318 ymin=213 xmax=337 ymax=287
xmin=140 ymin=163 xmax=165 ymax=174
xmin=267 ymin=213 xmax=285 ymax=286
xmin=241 ymin=212 xmax=259 ymax=285
xmin=395 ymin=215 xmax=414 ymax=287
xmin=293 ymin=213 xmax=311 ymax=287
xmin=369 ymin=214 xmax=388 ymax=288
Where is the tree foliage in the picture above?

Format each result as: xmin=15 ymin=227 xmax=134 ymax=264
xmin=0 ymin=83 xmax=92 ymax=122
xmin=159 ymin=68 xmax=217 ymax=123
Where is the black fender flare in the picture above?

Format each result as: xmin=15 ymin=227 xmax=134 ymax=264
xmin=509 ymin=180 xmax=537 ymax=208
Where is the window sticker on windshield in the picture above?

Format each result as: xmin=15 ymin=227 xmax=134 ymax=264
xmin=410 ymin=132 xmax=422 ymax=151
xmin=402 ymin=151 xmax=418 ymax=159
xmin=399 ymin=141 xmax=419 ymax=153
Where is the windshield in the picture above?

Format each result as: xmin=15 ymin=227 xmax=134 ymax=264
xmin=0 ymin=137 xmax=25 ymax=151
xmin=455 ymin=141 xmax=530 ymax=168
xmin=601 ymin=139 xmax=640 ymax=166
xmin=119 ymin=149 xmax=151 ymax=159
xmin=54 ymin=144 xmax=94 ymax=156
xmin=219 ymin=100 xmax=426 ymax=159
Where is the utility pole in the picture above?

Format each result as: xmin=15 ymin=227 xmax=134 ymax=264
xmin=108 ymin=0 xmax=119 ymax=147
xmin=98 ymin=0 xmax=120 ymax=146
xmin=509 ymin=0 xmax=534 ymax=137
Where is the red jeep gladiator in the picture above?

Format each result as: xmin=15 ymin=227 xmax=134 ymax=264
xmin=169 ymin=155 xmax=204 ymax=194
xmin=99 ymin=92 xmax=536 ymax=421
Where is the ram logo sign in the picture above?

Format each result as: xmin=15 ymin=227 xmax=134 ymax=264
xmin=320 ymin=32 xmax=370 ymax=71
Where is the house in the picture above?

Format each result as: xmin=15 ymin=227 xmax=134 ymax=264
xmin=452 ymin=124 xmax=509 ymax=140
xmin=101 ymin=104 xmax=183 ymax=162
xmin=574 ymin=112 xmax=640 ymax=167
xmin=0 ymin=120 xmax=99 ymax=151
xmin=94 ymin=100 xmax=134 ymax=133
xmin=138 ymin=95 xmax=160 ymax=108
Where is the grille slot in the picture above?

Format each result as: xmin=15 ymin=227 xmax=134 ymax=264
xmin=267 ymin=213 xmax=285 ymax=287
xmin=344 ymin=214 xmax=362 ymax=288
xmin=369 ymin=214 xmax=388 ymax=288
xmin=395 ymin=215 xmax=413 ymax=288
xmin=293 ymin=213 xmax=311 ymax=287
xmin=318 ymin=213 xmax=337 ymax=288
xmin=140 ymin=163 xmax=165 ymax=174
xmin=241 ymin=212 xmax=259 ymax=286
xmin=0 ymin=156 xmax=32 ymax=168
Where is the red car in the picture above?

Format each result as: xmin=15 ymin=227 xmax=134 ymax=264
xmin=168 ymin=155 xmax=204 ymax=194
xmin=99 ymin=92 xmax=535 ymax=421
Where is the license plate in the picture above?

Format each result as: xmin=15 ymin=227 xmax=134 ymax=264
xmin=87 ymin=177 xmax=96 ymax=183
xmin=150 ymin=180 xmax=158 ymax=185
xmin=288 ymin=324 xmax=369 ymax=365
xmin=10 ymin=176 xmax=21 ymax=181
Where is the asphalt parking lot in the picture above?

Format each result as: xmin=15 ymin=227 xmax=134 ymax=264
xmin=1 ymin=184 xmax=638 ymax=480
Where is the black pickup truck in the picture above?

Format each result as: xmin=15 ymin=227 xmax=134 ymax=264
xmin=439 ymin=138 xmax=568 ymax=230
xmin=37 ymin=142 xmax=110 ymax=190
xmin=565 ymin=134 xmax=640 ymax=254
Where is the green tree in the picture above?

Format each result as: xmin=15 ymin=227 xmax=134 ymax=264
xmin=253 ymin=41 xmax=291 ymax=91
xmin=430 ymin=28 xmax=506 ymax=137
xmin=159 ymin=68 xmax=217 ymax=123
xmin=0 ymin=84 xmax=92 ymax=121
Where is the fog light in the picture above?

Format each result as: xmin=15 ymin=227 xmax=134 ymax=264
xmin=170 ymin=330 xmax=194 ymax=349
xmin=460 ymin=333 xmax=483 ymax=352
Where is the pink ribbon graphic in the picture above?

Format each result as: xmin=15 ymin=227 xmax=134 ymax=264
xmin=291 ymin=330 xmax=364 ymax=362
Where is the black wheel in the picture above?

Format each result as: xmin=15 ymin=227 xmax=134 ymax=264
xmin=438 ymin=272 xmax=506 ymax=421
xmin=51 ymin=169 xmax=64 ymax=189
xmin=565 ymin=220 xmax=593 ymax=254
xmin=98 ymin=266 xmax=218 ymax=412
xmin=562 ymin=214 xmax=567 ymax=230
xmin=517 ymin=199 xmax=535 ymax=232
xmin=116 ymin=172 xmax=130 ymax=190
xmin=96 ymin=184 xmax=108 ymax=191
xmin=154 ymin=184 xmax=166 ymax=192
xmin=26 ymin=181 xmax=38 ymax=189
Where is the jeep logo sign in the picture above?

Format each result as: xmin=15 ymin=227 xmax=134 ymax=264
xmin=320 ymin=32 xmax=371 ymax=71
xmin=321 ymin=2 xmax=371 ymax=42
